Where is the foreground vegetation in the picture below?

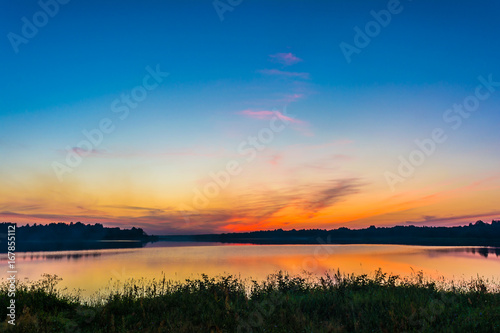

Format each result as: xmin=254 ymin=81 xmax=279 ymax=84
xmin=1 ymin=270 xmax=500 ymax=332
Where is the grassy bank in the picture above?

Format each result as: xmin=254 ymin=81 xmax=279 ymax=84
xmin=1 ymin=270 xmax=500 ymax=332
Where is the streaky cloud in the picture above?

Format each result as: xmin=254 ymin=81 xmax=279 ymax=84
xmin=238 ymin=109 xmax=305 ymax=124
xmin=258 ymin=69 xmax=310 ymax=79
xmin=269 ymin=52 xmax=302 ymax=66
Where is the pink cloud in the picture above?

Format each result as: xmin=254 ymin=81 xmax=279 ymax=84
xmin=238 ymin=109 xmax=304 ymax=124
xmin=269 ymin=52 xmax=302 ymax=66
xmin=282 ymin=93 xmax=304 ymax=103
xmin=237 ymin=109 xmax=313 ymax=136
xmin=300 ymin=139 xmax=354 ymax=150
xmin=269 ymin=153 xmax=283 ymax=166
xmin=239 ymin=92 xmax=310 ymax=107
xmin=258 ymin=69 xmax=310 ymax=79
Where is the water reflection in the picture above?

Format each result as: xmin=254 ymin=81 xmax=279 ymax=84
xmin=425 ymin=247 xmax=500 ymax=258
xmin=0 ymin=239 xmax=149 ymax=253
xmin=2 ymin=244 xmax=500 ymax=262
xmin=2 ymin=243 xmax=499 ymax=297
xmin=27 ymin=252 xmax=103 ymax=261
xmin=0 ymin=249 xmax=136 ymax=262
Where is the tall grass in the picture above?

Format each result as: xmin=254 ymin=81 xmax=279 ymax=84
xmin=1 ymin=269 xmax=499 ymax=332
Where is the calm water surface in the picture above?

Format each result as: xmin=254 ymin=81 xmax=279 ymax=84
xmin=3 ymin=243 xmax=500 ymax=297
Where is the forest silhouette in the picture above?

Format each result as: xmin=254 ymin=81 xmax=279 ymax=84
xmin=163 ymin=220 xmax=500 ymax=246
xmin=2 ymin=220 xmax=500 ymax=252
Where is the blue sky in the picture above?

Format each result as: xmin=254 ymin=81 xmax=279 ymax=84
xmin=1 ymin=0 xmax=500 ymax=234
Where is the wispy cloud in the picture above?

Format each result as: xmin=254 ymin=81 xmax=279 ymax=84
xmin=300 ymin=178 xmax=363 ymax=213
xmin=101 ymin=205 xmax=172 ymax=215
xmin=268 ymin=153 xmax=283 ymax=166
xmin=0 ymin=203 xmax=43 ymax=212
xmin=57 ymin=147 xmax=225 ymax=159
xmin=237 ymin=109 xmax=313 ymax=136
xmin=269 ymin=52 xmax=302 ymax=66
xmin=178 ymin=179 xmax=363 ymax=233
xmin=237 ymin=109 xmax=304 ymax=124
xmin=281 ymin=93 xmax=304 ymax=103
xmin=57 ymin=148 xmax=107 ymax=157
xmin=0 ymin=177 xmax=364 ymax=235
xmin=404 ymin=211 xmax=500 ymax=226
xmin=258 ymin=69 xmax=310 ymax=79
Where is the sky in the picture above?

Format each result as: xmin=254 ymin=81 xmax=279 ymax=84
xmin=1 ymin=0 xmax=500 ymax=235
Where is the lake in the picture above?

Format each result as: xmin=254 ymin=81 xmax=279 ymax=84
xmin=3 ymin=242 xmax=500 ymax=297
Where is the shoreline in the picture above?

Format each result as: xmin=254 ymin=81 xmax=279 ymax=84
xmin=1 ymin=270 xmax=499 ymax=332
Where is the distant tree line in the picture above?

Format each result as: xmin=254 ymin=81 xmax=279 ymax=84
xmin=0 ymin=222 xmax=158 ymax=252
xmin=0 ymin=222 xmax=156 ymax=241
xmin=183 ymin=220 xmax=500 ymax=246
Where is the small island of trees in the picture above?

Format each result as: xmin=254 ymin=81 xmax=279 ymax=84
xmin=0 ymin=222 xmax=158 ymax=252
